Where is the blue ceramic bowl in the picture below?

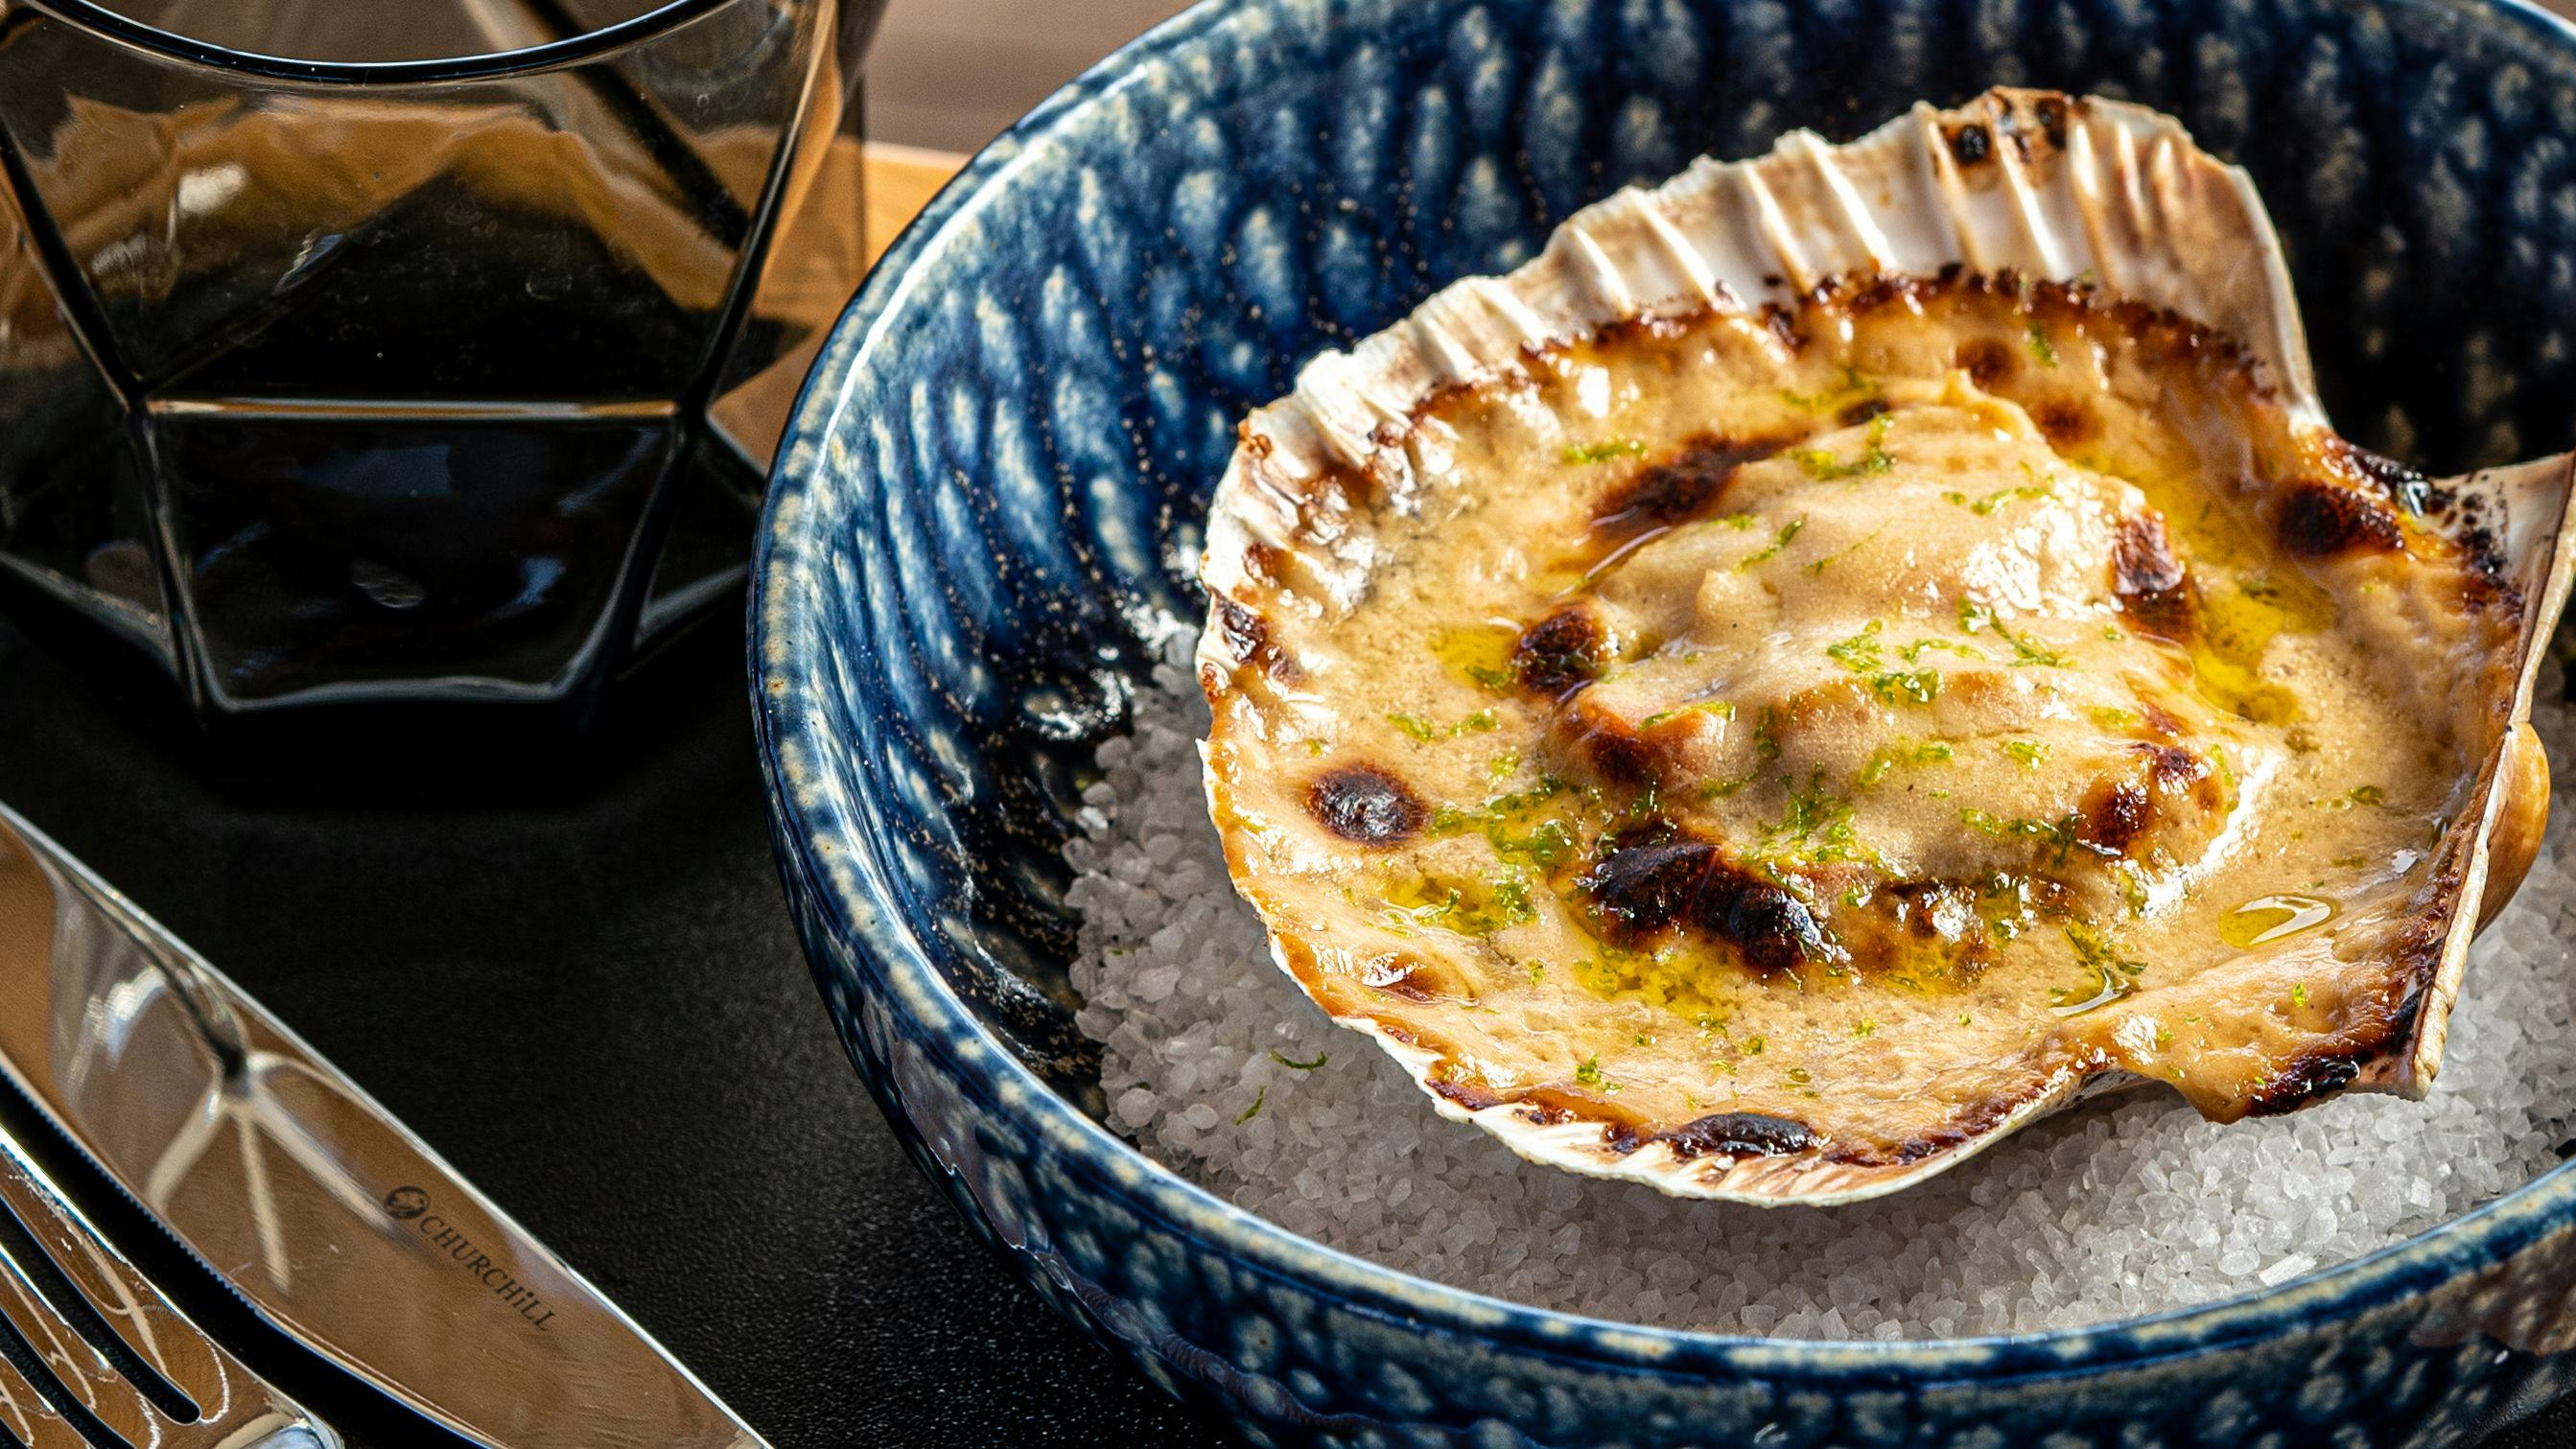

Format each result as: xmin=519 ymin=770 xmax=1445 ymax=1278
xmin=756 ymin=1 xmax=2576 ymax=1442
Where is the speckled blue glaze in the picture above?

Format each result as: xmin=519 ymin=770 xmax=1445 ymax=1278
xmin=755 ymin=1 xmax=2576 ymax=1442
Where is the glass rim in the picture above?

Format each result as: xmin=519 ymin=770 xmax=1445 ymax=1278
xmin=16 ymin=0 xmax=743 ymax=85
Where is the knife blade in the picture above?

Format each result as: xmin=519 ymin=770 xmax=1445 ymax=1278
xmin=0 ymin=803 xmax=768 ymax=1448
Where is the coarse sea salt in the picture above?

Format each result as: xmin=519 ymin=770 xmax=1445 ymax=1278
xmin=1065 ymin=630 xmax=2576 ymax=1339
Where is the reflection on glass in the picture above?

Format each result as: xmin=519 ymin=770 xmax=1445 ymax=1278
xmin=0 ymin=0 xmax=878 ymax=713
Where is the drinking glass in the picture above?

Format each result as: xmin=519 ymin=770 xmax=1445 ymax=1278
xmin=0 ymin=0 xmax=881 ymax=716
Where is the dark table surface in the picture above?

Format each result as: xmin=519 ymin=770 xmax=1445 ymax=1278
xmin=0 ymin=600 xmax=2568 ymax=1449
xmin=0 ymin=607 xmax=1225 ymax=1448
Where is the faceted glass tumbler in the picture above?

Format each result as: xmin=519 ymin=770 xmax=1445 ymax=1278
xmin=0 ymin=0 xmax=883 ymax=714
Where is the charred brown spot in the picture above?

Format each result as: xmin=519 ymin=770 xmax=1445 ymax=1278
xmin=1212 ymin=595 xmax=1301 ymax=684
xmin=1771 ymin=269 xmax=2263 ymax=410
xmin=1838 ymin=397 xmax=1892 ymax=427
xmin=1886 ymin=880 xmax=1978 ymax=937
xmin=1853 ymin=1088 xmax=2030 ymax=1166
xmin=1846 ymin=273 xmax=1938 ymax=316
xmin=1587 ymin=732 xmax=1656 ymax=788
xmin=1242 ymin=541 xmax=1289 ymax=586
xmin=1657 ymin=1110 xmax=1818 ymax=1158
xmin=1212 ymin=595 xmax=1284 ymax=676
xmin=1647 ymin=1110 xmax=1821 ymax=1160
xmin=1556 ymin=691 xmax=1657 ymax=786
xmin=2113 ymin=511 xmax=2195 ymax=640
xmin=1580 ymin=832 xmax=1823 ymax=972
xmin=1594 ymin=434 xmax=1787 ymax=537
xmin=2141 ymin=741 xmax=2196 ymax=783
xmin=2139 ymin=701 xmax=2187 ymax=740
xmin=2415 ymin=477 xmax=2508 ymax=580
xmin=2026 ymin=276 xmax=2086 ymax=316
xmin=2325 ymin=437 xmax=2432 ymax=513
xmin=1214 ymin=596 xmax=1268 ymax=662
xmin=2032 ymin=397 xmax=2096 ymax=447
xmin=2079 ymin=743 xmax=2217 ymax=855
xmin=2115 ymin=300 xmax=2262 ymax=386
xmin=1777 ymin=675 xmax=1888 ymax=735
xmin=2114 ymin=513 xmax=2188 ymax=592
xmin=1955 ymin=337 xmax=2016 ymax=387
xmin=1950 ymin=122 xmax=1993 ymax=166
xmin=1760 ymin=306 xmax=1805 ymax=351
xmin=2034 ymin=95 xmax=2070 ymax=149
xmin=2438 ymin=485 xmax=2512 ymax=584
xmin=1514 ymin=604 xmax=1606 ymax=697
xmin=1428 ymin=1073 xmax=1505 ymax=1112
xmin=1527 ymin=1094 xmax=1664 ymax=1158
xmin=2278 ymin=479 xmax=2405 ymax=558
xmin=1366 ymin=959 xmax=1450 ymax=1002
xmin=2078 ymin=776 xmax=2151 ymax=855
xmin=1838 ymin=879 xmax=1994 ymax=977
xmin=2245 ymin=1051 xmax=2363 ymax=1117
xmin=1306 ymin=763 xmax=1426 ymax=847
xmin=2143 ymin=741 xmax=2224 ymax=811
xmin=2417 ymin=480 xmax=2462 ymax=524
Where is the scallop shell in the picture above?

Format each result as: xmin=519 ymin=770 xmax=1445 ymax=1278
xmin=1196 ymin=87 xmax=2576 ymax=1204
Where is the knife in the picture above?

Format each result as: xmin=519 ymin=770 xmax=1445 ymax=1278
xmin=0 ymin=803 xmax=767 ymax=1448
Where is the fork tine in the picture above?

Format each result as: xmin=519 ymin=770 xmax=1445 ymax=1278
xmin=0 ymin=1125 xmax=334 ymax=1448
xmin=0 ymin=1131 xmax=219 ymax=1420
xmin=0 ymin=1344 xmax=82 ymax=1449
xmin=0 ymin=1142 xmax=190 ymax=1447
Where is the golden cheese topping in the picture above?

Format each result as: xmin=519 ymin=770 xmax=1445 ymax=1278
xmin=1201 ymin=275 xmax=2540 ymax=1200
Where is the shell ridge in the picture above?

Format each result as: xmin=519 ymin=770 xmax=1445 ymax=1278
xmin=1789 ymin=129 xmax=1899 ymax=275
xmin=1918 ymin=107 xmax=1988 ymax=274
xmin=1995 ymin=106 xmax=2079 ymax=278
xmin=1564 ymin=223 xmax=1639 ymax=318
xmin=2140 ymin=132 xmax=2190 ymax=311
xmin=1632 ymin=195 xmax=1723 ymax=307
xmin=1968 ymin=91 xmax=2049 ymax=275
xmin=1688 ymin=168 xmax=1791 ymax=317
xmin=1191 ymin=88 xmax=2563 ymax=1206
xmin=1407 ymin=304 xmax=1486 ymax=383
xmin=1298 ymin=362 xmax=1388 ymax=468
xmin=2061 ymin=117 xmax=2119 ymax=294
xmin=1231 ymin=89 xmax=2329 ymax=491
xmin=2094 ymin=119 xmax=2151 ymax=297
xmin=1735 ymin=157 xmax=1815 ymax=296
xmin=1996 ymin=135 xmax=2057 ymax=275
xmin=1877 ymin=103 xmax=1958 ymax=277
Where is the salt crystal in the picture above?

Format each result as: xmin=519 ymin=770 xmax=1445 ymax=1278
xmin=2258 ymin=1253 xmax=2317 ymax=1287
xmin=1056 ymin=636 xmax=2576 ymax=1338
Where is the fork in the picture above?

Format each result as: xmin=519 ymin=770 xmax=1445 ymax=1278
xmin=0 ymin=1117 xmax=333 ymax=1449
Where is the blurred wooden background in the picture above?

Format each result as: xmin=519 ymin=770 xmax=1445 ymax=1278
xmin=867 ymin=0 xmax=1193 ymax=152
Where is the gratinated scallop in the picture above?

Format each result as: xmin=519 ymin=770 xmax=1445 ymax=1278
xmin=1195 ymin=88 xmax=2576 ymax=1204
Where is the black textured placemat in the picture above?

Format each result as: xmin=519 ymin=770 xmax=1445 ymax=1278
xmin=0 ymin=604 xmax=2556 ymax=1447
xmin=2501 ymin=1410 xmax=2576 ymax=1449
xmin=0 ymin=610 xmax=1225 ymax=1448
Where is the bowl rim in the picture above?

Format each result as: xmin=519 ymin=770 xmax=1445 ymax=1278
xmin=757 ymin=0 xmax=2576 ymax=1382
